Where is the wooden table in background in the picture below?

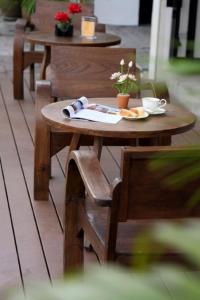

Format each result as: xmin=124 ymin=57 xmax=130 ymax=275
xmin=25 ymin=32 xmax=121 ymax=79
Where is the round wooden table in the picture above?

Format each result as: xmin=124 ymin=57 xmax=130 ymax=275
xmin=25 ymin=32 xmax=121 ymax=79
xmin=41 ymin=98 xmax=196 ymax=157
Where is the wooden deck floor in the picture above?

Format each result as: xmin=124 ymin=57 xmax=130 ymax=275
xmin=0 ymin=55 xmax=200 ymax=297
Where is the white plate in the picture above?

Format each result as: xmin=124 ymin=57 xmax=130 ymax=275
xmin=145 ymin=108 xmax=166 ymax=115
xmin=123 ymin=111 xmax=149 ymax=120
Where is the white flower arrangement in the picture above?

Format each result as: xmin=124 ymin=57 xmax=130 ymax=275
xmin=110 ymin=59 xmax=138 ymax=95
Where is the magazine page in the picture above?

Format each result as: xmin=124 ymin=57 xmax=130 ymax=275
xmin=62 ymin=97 xmax=122 ymax=124
xmin=63 ymin=96 xmax=88 ymax=118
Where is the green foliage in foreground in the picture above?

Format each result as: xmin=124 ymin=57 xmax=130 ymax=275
xmin=149 ymin=147 xmax=200 ymax=208
xmin=5 ymin=221 xmax=200 ymax=300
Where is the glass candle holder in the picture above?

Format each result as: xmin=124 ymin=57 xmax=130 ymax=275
xmin=81 ymin=16 xmax=96 ymax=39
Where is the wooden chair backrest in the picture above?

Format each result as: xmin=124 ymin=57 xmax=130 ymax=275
xmin=47 ymin=46 xmax=137 ymax=98
xmin=118 ymin=146 xmax=200 ymax=221
xmin=31 ymin=0 xmax=93 ymax=32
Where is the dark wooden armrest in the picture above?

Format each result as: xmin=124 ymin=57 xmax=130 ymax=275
xmin=140 ymin=81 xmax=170 ymax=103
xmin=15 ymin=18 xmax=29 ymax=32
xmin=69 ymin=150 xmax=112 ymax=206
xmin=14 ymin=18 xmax=28 ymax=52
xmin=35 ymin=80 xmax=53 ymax=123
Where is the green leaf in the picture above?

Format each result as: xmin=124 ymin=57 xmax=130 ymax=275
xmin=153 ymin=222 xmax=200 ymax=266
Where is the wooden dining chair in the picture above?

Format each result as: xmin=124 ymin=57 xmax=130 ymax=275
xmin=64 ymin=146 xmax=200 ymax=271
xmin=34 ymin=46 xmax=140 ymax=200
xmin=13 ymin=0 xmax=105 ymax=99
xmin=34 ymin=45 xmax=170 ymax=201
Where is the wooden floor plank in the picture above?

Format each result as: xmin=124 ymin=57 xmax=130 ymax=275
xmin=0 ymin=59 xmax=199 ymax=294
xmin=23 ymin=74 xmax=99 ymax=269
xmin=23 ymin=76 xmax=68 ymax=227
xmin=4 ymin=73 xmax=65 ymax=280
xmin=23 ymin=76 xmax=98 ymax=266
xmin=0 ymin=73 xmax=50 ymax=289
xmin=100 ymin=146 xmax=120 ymax=182
xmin=0 ymin=159 xmax=22 ymax=290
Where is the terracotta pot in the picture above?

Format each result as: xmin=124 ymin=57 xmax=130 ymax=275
xmin=117 ymin=94 xmax=130 ymax=109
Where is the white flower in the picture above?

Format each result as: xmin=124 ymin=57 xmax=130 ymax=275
xmin=118 ymin=74 xmax=128 ymax=82
xmin=128 ymin=61 xmax=133 ymax=68
xmin=120 ymin=59 xmax=125 ymax=66
xmin=128 ymin=74 xmax=136 ymax=81
xmin=110 ymin=72 xmax=121 ymax=80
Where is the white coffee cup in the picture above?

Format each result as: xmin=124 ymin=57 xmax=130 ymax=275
xmin=142 ymin=97 xmax=167 ymax=112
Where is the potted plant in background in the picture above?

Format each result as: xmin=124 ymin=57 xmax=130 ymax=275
xmin=54 ymin=2 xmax=81 ymax=36
xmin=21 ymin=0 xmax=93 ymax=17
xmin=0 ymin=0 xmax=22 ymax=20
xmin=21 ymin=0 xmax=35 ymax=17
xmin=110 ymin=59 xmax=138 ymax=109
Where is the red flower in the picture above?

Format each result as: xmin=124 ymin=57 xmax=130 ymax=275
xmin=68 ymin=3 xmax=82 ymax=14
xmin=54 ymin=11 xmax=70 ymax=23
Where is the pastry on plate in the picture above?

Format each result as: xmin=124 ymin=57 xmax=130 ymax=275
xmin=119 ymin=107 xmax=145 ymax=118
xmin=130 ymin=107 xmax=145 ymax=117
xmin=119 ymin=109 xmax=137 ymax=117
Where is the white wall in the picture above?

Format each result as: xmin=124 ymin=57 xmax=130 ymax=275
xmin=177 ymin=0 xmax=190 ymax=57
xmin=149 ymin=0 xmax=173 ymax=80
xmin=177 ymin=0 xmax=200 ymax=58
xmin=94 ymin=0 xmax=140 ymax=26
xmin=149 ymin=0 xmax=161 ymax=79
xmin=194 ymin=0 xmax=200 ymax=58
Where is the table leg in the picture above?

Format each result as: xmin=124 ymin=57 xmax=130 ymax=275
xmin=93 ymin=136 xmax=103 ymax=160
xmin=40 ymin=45 xmax=51 ymax=80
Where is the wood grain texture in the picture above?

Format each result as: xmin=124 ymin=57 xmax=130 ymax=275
xmin=47 ymin=46 xmax=133 ymax=98
xmin=0 ymin=73 xmax=50 ymax=288
xmin=42 ymin=98 xmax=196 ymax=139
xmin=1 ymin=60 xmax=200 ymax=294
xmin=34 ymin=47 xmax=136 ymax=200
xmin=64 ymin=146 xmax=200 ymax=269
xmin=25 ymin=32 xmax=121 ymax=48
xmin=26 ymin=34 xmax=121 ymax=80
xmin=0 ymin=69 xmax=99 ymax=289
xmin=13 ymin=0 xmax=106 ymax=99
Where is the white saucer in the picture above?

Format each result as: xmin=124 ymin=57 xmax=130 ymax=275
xmin=146 ymin=108 xmax=166 ymax=115
xmin=123 ymin=111 xmax=149 ymax=120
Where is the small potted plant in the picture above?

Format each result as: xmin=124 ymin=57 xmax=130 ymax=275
xmin=110 ymin=59 xmax=138 ymax=109
xmin=54 ymin=2 xmax=82 ymax=37
xmin=0 ymin=0 xmax=22 ymax=20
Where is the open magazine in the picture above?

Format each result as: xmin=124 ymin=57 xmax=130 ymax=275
xmin=62 ymin=97 xmax=122 ymax=124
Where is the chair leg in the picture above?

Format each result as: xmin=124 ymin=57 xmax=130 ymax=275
xmin=64 ymin=205 xmax=84 ymax=273
xmin=30 ymin=63 xmax=35 ymax=91
xmin=34 ymin=81 xmax=53 ymax=200
xmin=64 ymin=161 xmax=85 ymax=272
xmin=29 ymin=43 xmax=35 ymax=91
xmin=34 ymin=120 xmax=51 ymax=201
xmin=13 ymin=54 xmax=24 ymax=100
xmin=13 ymin=30 xmax=25 ymax=100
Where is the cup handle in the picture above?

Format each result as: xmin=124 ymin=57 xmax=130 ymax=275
xmin=159 ymin=99 xmax=167 ymax=108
